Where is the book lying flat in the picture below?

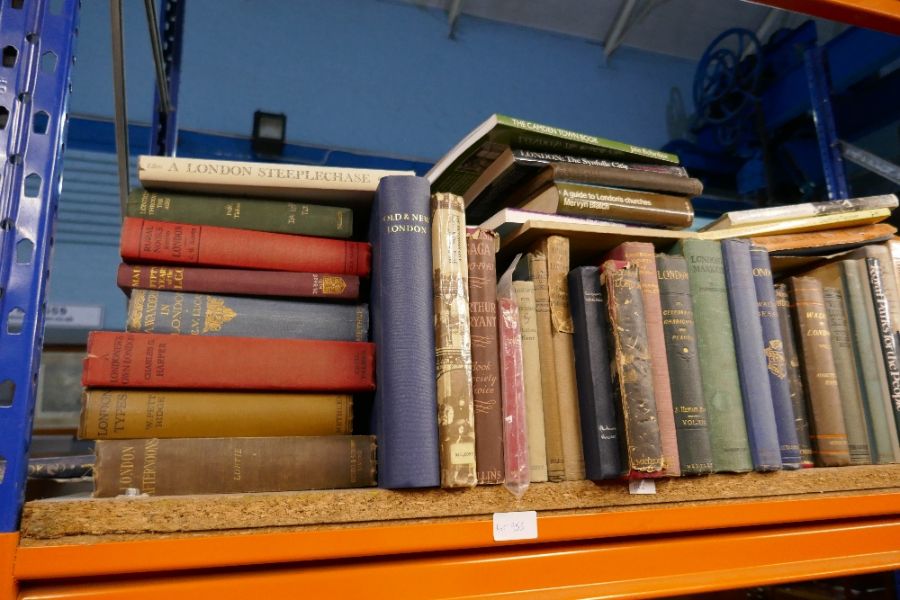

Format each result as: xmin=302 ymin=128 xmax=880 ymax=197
xmin=698 ymin=194 xmax=898 ymax=232
xmin=428 ymin=114 xmax=678 ymax=197
xmin=138 ymin=155 xmax=413 ymax=206
xmin=696 ymin=208 xmax=891 ymax=241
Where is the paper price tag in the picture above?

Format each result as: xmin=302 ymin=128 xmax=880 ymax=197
xmin=492 ymin=511 xmax=538 ymax=542
xmin=628 ymin=479 xmax=657 ymax=495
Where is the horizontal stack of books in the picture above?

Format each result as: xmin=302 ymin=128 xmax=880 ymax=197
xmin=79 ymin=156 xmax=417 ymax=496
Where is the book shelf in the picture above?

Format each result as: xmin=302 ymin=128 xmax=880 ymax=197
xmin=2 ymin=1 xmax=900 ymax=599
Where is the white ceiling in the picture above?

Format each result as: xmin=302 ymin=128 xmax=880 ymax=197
xmin=396 ymin=0 xmax=848 ymax=60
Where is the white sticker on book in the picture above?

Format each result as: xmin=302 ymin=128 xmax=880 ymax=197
xmin=492 ymin=511 xmax=538 ymax=542
xmin=628 ymin=479 xmax=657 ymax=495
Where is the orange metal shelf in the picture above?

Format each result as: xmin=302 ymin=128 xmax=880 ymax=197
xmin=15 ymin=518 xmax=900 ymax=600
xmin=752 ymin=0 xmax=900 ymax=34
xmin=14 ymin=491 xmax=900 ymax=581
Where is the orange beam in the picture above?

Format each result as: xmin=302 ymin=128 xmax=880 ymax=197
xmin=1 ymin=533 xmax=17 ymax=600
xmin=15 ymin=492 xmax=900 ymax=580
xmin=751 ymin=0 xmax=900 ymax=35
xmin=17 ymin=519 xmax=900 ymax=600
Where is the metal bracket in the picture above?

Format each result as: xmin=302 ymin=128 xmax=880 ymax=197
xmin=0 ymin=0 xmax=80 ymax=531
xmin=840 ymin=140 xmax=900 ymax=187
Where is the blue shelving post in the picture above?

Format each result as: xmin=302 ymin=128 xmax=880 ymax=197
xmin=0 ymin=0 xmax=80 ymax=531
xmin=149 ymin=0 xmax=184 ymax=156
xmin=803 ymin=44 xmax=850 ymax=200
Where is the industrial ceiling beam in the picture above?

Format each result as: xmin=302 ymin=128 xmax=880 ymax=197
xmin=447 ymin=0 xmax=464 ymax=38
xmin=603 ymin=0 xmax=668 ymax=62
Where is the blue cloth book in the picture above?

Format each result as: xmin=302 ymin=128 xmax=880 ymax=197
xmin=369 ymin=176 xmax=440 ymax=489
xmin=567 ymin=266 xmax=622 ymax=480
xmin=721 ymin=239 xmax=782 ymax=471
xmin=749 ymin=246 xmax=802 ymax=469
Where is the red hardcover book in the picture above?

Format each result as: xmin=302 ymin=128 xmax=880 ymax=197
xmin=120 ymin=218 xmax=371 ymax=276
xmin=117 ymin=263 xmax=360 ymax=300
xmin=82 ymin=332 xmax=375 ymax=391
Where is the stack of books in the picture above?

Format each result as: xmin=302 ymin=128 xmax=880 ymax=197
xmin=79 ymin=156 xmax=414 ymax=497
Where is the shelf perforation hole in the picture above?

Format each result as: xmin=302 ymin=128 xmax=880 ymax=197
xmin=15 ymin=238 xmax=32 ymax=264
xmin=0 ymin=106 xmax=8 ymax=130
xmin=25 ymin=33 xmax=38 ymax=45
xmin=8 ymin=153 xmax=22 ymax=165
xmin=2 ymin=46 xmax=18 ymax=68
xmin=0 ymin=381 xmax=11 ymax=408
xmin=6 ymin=307 xmax=24 ymax=334
xmin=24 ymin=173 xmax=40 ymax=197
xmin=17 ymin=91 xmax=30 ymax=104
xmin=40 ymin=51 xmax=57 ymax=74
xmin=32 ymin=111 xmax=48 ymax=134
xmin=11 ymin=0 xmax=24 ymax=9
xmin=0 ymin=217 xmax=14 ymax=230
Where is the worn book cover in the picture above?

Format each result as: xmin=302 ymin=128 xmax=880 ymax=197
xmin=431 ymin=193 xmax=477 ymax=488
xmin=655 ymin=254 xmax=714 ymax=475
xmin=126 ymin=188 xmax=353 ymax=238
xmin=120 ymin=218 xmax=371 ymax=276
xmin=512 ymin=276 xmax=549 ymax=483
xmin=126 ymin=290 xmax=368 ymax=341
xmin=138 ymin=155 xmax=412 ymax=205
xmin=539 ymin=236 xmax=585 ymax=480
xmin=607 ymin=242 xmax=680 ymax=476
xmin=467 ymin=228 xmax=505 ymax=484
xmin=526 ymin=250 xmax=565 ymax=482
xmin=789 ymin=277 xmax=851 ymax=467
xmin=864 ymin=257 xmax=900 ymax=441
xmin=601 ymin=260 xmax=664 ymax=478
xmin=93 ymin=436 xmax=377 ymax=496
xmin=80 ymin=390 xmax=352 ymax=438
xmin=118 ymin=264 xmax=360 ymax=301
xmin=774 ymin=284 xmax=814 ymax=467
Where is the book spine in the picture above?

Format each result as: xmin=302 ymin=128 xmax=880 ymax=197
xmin=553 ymin=183 xmax=693 ymax=229
xmin=551 ymin=163 xmax=703 ymax=197
xmin=567 ymin=266 xmax=622 ymax=480
xmin=497 ymin=296 xmax=530 ymax=494
xmin=721 ymin=239 xmax=781 ymax=471
xmin=118 ymin=264 xmax=361 ymax=300
xmin=681 ymin=239 xmax=752 ymax=473
xmin=527 ymin=251 xmax=566 ymax=482
xmin=749 ymin=247 xmax=802 ymax=469
xmin=431 ymin=194 xmax=477 ymax=488
xmin=369 ymin=176 xmax=440 ymax=488
xmin=126 ymin=290 xmax=368 ymax=341
xmin=126 ymin=188 xmax=353 ymax=238
xmin=655 ymin=255 xmax=714 ymax=475
xmin=841 ymin=261 xmax=900 ymax=464
xmin=821 ymin=286 xmax=872 ymax=464
xmin=27 ymin=455 xmax=93 ymax=479
xmin=774 ymin=284 xmax=815 ymax=467
xmin=511 ymin=149 xmax=689 ymax=177
xmin=512 ymin=279 xmax=549 ymax=483
xmin=865 ymin=257 xmax=900 ymax=440
xmin=789 ymin=277 xmax=851 ymax=467
xmin=601 ymin=260 xmax=664 ymax=477
xmin=93 ymin=436 xmax=377 ymax=496
xmin=466 ymin=228 xmax=505 ymax=485
xmin=120 ymin=218 xmax=371 ymax=276
xmin=80 ymin=390 xmax=352 ymax=438
xmin=608 ymin=242 xmax=680 ymax=476
xmin=82 ymin=332 xmax=375 ymax=392
xmin=543 ymin=236 xmax=585 ymax=480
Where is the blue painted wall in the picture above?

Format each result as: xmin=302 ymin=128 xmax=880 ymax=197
xmin=49 ymin=0 xmax=696 ymax=333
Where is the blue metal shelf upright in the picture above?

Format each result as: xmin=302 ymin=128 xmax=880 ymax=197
xmin=0 ymin=0 xmax=80 ymax=531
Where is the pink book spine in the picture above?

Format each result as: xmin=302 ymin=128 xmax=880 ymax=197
xmin=497 ymin=296 xmax=530 ymax=498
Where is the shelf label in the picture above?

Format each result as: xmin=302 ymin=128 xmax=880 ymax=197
xmin=492 ymin=510 xmax=538 ymax=542
xmin=629 ymin=479 xmax=657 ymax=495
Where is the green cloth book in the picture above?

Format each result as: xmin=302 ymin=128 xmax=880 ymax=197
xmin=126 ymin=188 xmax=353 ymax=238
xmin=678 ymin=239 xmax=752 ymax=473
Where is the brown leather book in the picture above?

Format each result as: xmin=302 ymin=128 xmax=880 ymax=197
xmin=750 ymin=223 xmax=896 ymax=254
xmin=466 ymin=228 xmax=504 ymax=484
xmin=526 ymin=250 xmax=566 ymax=482
xmin=93 ymin=436 xmax=377 ymax=497
xmin=539 ymin=236 xmax=585 ymax=480
xmin=432 ymin=194 xmax=477 ymax=488
xmin=607 ymin=242 xmax=680 ymax=476
xmin=601 ymin=259 xmax=665 ymax=477
xmin=788 ymin=277 xmax=851 ymax=467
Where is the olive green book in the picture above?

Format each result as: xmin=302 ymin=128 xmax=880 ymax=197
xmin=126 ymin=188 xmax=353 ymax=238
xmin=678 ymin=239 xmax=752 ymax=472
